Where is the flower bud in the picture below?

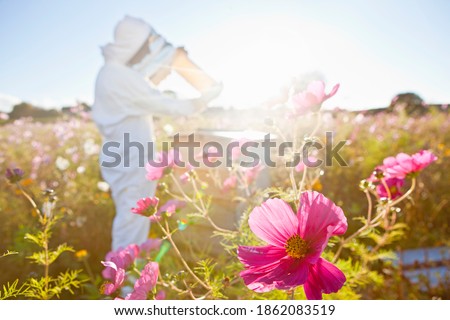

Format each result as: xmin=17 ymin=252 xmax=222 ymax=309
xmin=5 ymin=168 xmax=24 ymax=183
xmin=373 ymin=168 xmax=385 ymax=180
xmin=359 ymin=179 xmax=372 ymax=191
xmin=157 ymin=182 xmax=168 ymax=192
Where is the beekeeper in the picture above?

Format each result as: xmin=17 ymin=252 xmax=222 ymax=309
xmin=93 ymin=16 xmax=221 ymax=250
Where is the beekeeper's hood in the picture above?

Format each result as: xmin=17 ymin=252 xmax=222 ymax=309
xmin=101 ymin=15 xmax=152 ymax=64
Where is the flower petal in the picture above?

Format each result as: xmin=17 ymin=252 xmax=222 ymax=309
xmin=383 ymin=156 xmax=397 ymax=167
xmin=303 ymin=258 xmax=346 ymax=300
xmin=325 ymin=83 xmax=340 ymax=100
xmin=272 ymin=258 xmax=309 ymax=290
xmin=241 ymin=273 xmax=277 ymax=293
xmin=307 ymin=80 xmax=325 ymax=101
xmin=297 ymin=191 xmax=347 ymax=261
xmin=298 ymin=191 xmax=347 ymax=239
xmin=248 ymin=198 xmax=298 ymax=247
xmin=412 ymin=150 xmax=437 ymax=171
xmin=396 ymin=153 xmax=414 ymax=172
xmin=101 ymin=260 xmax=118 ymax=271
xmin=241 ymin=257 xmax=309 ymax=292
xmin=145 ymin=163 xmax=164 ymax=181
xmin=238 ymin=245 xmax=287 ymax=268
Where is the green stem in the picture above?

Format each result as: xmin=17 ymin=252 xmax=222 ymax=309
xmin=83 ymin=259 xmax=96 ymax=286
xmin=332 ymin=178 xmax=416 ymax=263
xmin=15 ymin=182 xmax=41 ymax=217
xmin=380 ymin=178 xmax=392 ymax=199
xmin=156 ymin=220 xmax=210 ymax=291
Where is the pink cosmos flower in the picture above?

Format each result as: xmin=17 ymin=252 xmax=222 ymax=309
xmin=237 ymin=191 xmax=347 ymax=299
xmin=229 ymin=138 xmax=250 ymax=161
xmin=155 ymin=290 xmax=166 ymax=300
xmin=197 ymin=145 xmax=221 ymax=163
xmin=243 ymin=163 xmax=264 ymax=184
xmin=145 ymin=149 xmax=179 ymax=181
xmin=124 ymin=262 xmax=159 ymax=300
xmin=411 ymin=150 xmax=438 ymax=171
xmin=376 ymin=177 xmax=404 ymax=199
xmin=179 ymin=171 xmax=190 ymax=184
xmin=139 ymin=238 xmax=162 ymax=257
xmin=102 ymin=244 xmax=139 ymax=280
xmin=157 ymin=199 xmax=186 ymax=217
xmin=382 ymin=150 xmax=437 ymax=179
xmin=101 ymin=261 xmax=125 ymax=295
xmin=292 ymin=81 xmax=340 ymax=116
xmin=223 ymin=175 xmax=237 ymax=192
xmin=179 ymin=164 xmax=194 ymax=184
xmin=295 ymin=156 xmax=319 ymax=172
xmin=132 ymin=197 xmax=160 ymax=221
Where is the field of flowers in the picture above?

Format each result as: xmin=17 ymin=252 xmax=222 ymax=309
xmin=0 ymin=84 xmax=449 ymax=300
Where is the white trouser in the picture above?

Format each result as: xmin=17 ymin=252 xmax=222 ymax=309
xmin=113 ymin=173 xmax=155 ymax=251
xmin=100 ymin=145 xmax=156 ymax=251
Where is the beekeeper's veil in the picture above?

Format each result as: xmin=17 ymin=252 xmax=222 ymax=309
xmin=131 ymin=30 xmax=177 ymax=79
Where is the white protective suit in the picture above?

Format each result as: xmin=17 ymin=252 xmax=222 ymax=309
xmin=93 ymin=16 xmax=210 ymax=250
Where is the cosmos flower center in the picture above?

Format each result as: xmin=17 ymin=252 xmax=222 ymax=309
xmin=285 ymin=234 xmax=308 ymax=259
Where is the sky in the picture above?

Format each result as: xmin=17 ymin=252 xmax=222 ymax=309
xmin=0 ymin=0 xmax=449 ymax=112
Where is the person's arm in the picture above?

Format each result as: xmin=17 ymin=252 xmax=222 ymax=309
xmin=123 ymin=69 xmax=206 ymax=117
xmin=171 ymin=48 xmax=218 ymax=92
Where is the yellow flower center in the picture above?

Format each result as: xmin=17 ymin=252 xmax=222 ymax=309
xmin=285 ymin=234 xmax=309 ymax=259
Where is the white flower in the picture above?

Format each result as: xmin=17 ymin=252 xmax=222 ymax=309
xmin=76 ymin=166 xmax=86 ymax=174
xmin=65 ymin=146 xmax=78 ymax=155
xmin=163 ymin=124 xmax=174 ymax=135
xmin=84 ymin=138 xmax=99 ymax=156
xmin=42 ymin=201 xmax=56 ymax=218
xmin=97 ymin=181 xmax=110 ymax=192
xmin=55 ymin=156 xmax=70 ymax=171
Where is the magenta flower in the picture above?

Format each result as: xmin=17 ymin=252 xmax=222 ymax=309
xmin=145 ymin=149 xmax=179 ymax=181
xmin=124 ymin=262 xmax=159 ymax=300
xmin=101 ymin=261 xmax=125 ymax=295
xmin=102 ymin=244 xmax=139 ymax=280
xmin=155 ymin=290 xmax=166 ymax=300
xmin=411 ymin=150 xmax=438 ymax=171
xmin=132 ymin=197 xmax=160 ymax=221
xmin=237 ymin=191 xmax=347 ymax=299
xmin=376 ymin=177 xmax=404 ymax=199
xmin=157 ymin=199 xmax=186 ymax=217
xmin=383 ymin=150 xmax=437 ymax=179
xmin=292 ymin=81 xmax=339 ymax=116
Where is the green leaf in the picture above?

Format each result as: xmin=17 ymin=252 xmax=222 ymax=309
xmin=0 ymin=250 xmax=19 ymax=259
xmin=0 ymin=279 xmax=31 ymax=300
xmin=24 ymin=233 xmax=43 ymax=247
xmin=27 ymin=250 xmax=47 ymax=265
xmin=47 ymin=244 xmax=75 ymax=265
